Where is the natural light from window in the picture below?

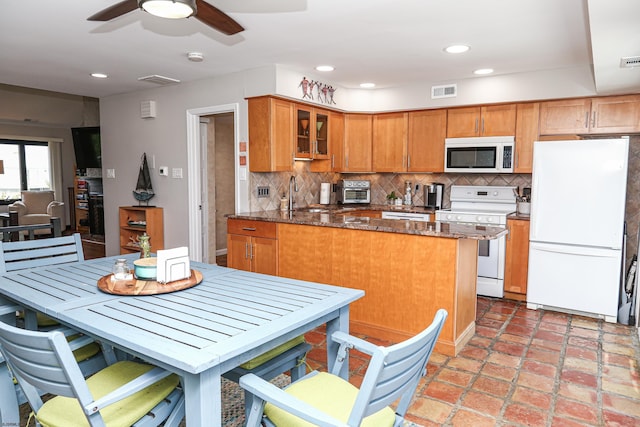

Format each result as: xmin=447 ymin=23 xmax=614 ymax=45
xmin=0 ymin=141 xmax=51 ymax=200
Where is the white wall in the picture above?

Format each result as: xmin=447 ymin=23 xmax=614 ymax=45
xmin=100 ymin=66 xmax=275 ymax=255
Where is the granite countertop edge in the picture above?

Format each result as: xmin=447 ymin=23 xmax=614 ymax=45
xmin=229 ymin=204 xmax=507 ymax=240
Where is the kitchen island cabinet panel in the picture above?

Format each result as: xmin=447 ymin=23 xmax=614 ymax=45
xmin=277 ymin=223 xmax=477 ymax=356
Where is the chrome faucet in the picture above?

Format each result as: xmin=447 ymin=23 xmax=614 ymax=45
xmin=288 ymin=175 xmax=298 ymax=211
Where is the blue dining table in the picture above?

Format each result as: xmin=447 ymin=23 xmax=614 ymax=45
xmin=0 ymin=254 xmax=364 ymax=426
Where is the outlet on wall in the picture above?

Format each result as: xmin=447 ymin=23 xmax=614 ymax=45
xmin=158 ymin=166 xmax=168 ymax=176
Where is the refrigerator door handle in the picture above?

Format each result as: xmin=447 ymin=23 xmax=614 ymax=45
xmin=530 ymin=242 xmax=620 ymax=258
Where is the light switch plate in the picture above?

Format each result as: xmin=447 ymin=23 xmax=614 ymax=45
xmin=106 ymin=169 xmax=116 ymax=178
xmin=172 ymin=168 xmax=183 ymax=179
xmin=159 ymin=166 xmax=168 ymax=176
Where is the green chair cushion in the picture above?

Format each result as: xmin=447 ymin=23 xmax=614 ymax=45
xmin=264 ymin=371 xmax=396 ymax=427
xmin=36 ymin=312 xmax=60 ymax=327
xmin=239 ymin=335 xmax=306 ymax=370
xmin=36 ymin=361 xmax=179 ymax=427
xmin=67 ymin=334 xmax=101 ymax=363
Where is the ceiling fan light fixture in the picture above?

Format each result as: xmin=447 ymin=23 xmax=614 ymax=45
xmin=139 ymin=0 xmax=196 ymax=19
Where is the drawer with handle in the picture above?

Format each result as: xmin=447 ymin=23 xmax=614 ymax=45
xmin=228 ymin=219 xmax=277 ymax=239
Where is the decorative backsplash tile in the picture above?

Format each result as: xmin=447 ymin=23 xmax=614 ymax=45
xmin=249 ymin=166 xmax=531 ymax=211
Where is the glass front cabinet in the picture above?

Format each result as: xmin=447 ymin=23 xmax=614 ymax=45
xmin=296 ymin=105 xmax=329 ymax=160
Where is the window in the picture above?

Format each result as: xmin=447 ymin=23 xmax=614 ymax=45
xmin=0 ymin=140 xmax=51 ymax=201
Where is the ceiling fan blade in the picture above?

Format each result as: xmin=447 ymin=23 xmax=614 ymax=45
xmin=88 ymin=0 xmax=139 ymax=21
xmin=195 ymin=0 xmax=244 ymax=35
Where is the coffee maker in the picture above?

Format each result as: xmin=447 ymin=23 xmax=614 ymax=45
xmin=424 ymin=183 xmax=444 ymax=210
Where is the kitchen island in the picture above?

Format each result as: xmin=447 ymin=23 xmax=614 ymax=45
xmin=228 ymin=206 xmax=507 ymax=356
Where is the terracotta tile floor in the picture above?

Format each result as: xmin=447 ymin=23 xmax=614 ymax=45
xmin=303 ymin=297 xmax=640 ymax=427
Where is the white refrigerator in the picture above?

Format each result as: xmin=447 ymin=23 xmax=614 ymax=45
xmin=527 ymin=138 xmax=629 ymax=322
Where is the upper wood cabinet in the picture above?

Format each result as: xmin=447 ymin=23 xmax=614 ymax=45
xmin=539 ymin=95 xmax=640 ymax=135
xmin=295 ymin=105 xmax=330 ymax=160
xmin=447 ymin=104 xmax=517 ymax=138
xmin=248 ymin=97 xmax=294 ymax=172
xmin=372 ymin=112 xmax=407 ymax=172
xmin=310 ymin=110 xmax=344 ymax=172
xmin=514 ymin=103 xmax=540 ymax=174
xmin=408 ymin=109 xmax=447 ymax=172
xmin=343 ymin=114 xmax=373 ymax=172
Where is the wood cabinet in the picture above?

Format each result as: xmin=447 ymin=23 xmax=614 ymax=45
xmin=295 ymin=105 xmax=330 ymax=160
xmin=504 ymin=218 xmax=530 ymax=300
xmin=408 ymin=109 xmax=447 ymax=172
xmin=227 ymin=219 xmax=277 ymax=275
xmin=343 ymin=114 xmax=373 ymax=172
xmin=539 ymin=95 xmax=640 ymax=135
xmin=277 ymin=222 xmax=477 ymax=356
xmin=119 ymin=206 xmax=164 ymax=255
xmin=248 ymin=97 xmax=294 ymax=172
xmin=447 ymin=104 xmax=517 ymax=138
xmin=514 ymin=103 xmax=540 ymax=173
xmin=310 ymin=110 xmax=345 ymax=172
xmin=73 ymin=176 xmax=90 ymax=233
xmin=372 ymin=112 xmax=407 ymax=172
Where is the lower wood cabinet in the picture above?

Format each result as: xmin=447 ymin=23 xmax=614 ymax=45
xmin=227 ymin=219 xmax=278 ymax=275
xmin=504 ymin=218 xmax=530 ymax=300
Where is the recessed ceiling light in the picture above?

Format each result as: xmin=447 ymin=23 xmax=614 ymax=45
xmin=315 ymin=65 xmax=334 ymax=72
xmin=444 ymin=45 xmax=470 ymax=54
xmin=473 ymin=68 xmax=494 ymax=75
xmin=91 ymin=73 xmax=108 ymax=79
xmin=360 ymin=82 xmax=376 ymax=88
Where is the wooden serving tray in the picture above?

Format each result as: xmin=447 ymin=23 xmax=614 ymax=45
xmin=97 ymin=269 xmax=203 ymax=296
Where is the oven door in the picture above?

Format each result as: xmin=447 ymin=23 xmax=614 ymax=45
xmin=477 ymin=235 xmax=506 ymax=297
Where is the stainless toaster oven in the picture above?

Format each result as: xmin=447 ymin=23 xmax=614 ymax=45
xmin=336 ymin=179 xmax=370 ymax=204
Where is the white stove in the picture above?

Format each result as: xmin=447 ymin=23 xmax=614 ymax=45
xmin=436 ymin=185 xmax=517 ymax=298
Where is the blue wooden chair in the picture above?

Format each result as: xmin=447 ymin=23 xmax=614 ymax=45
xmin=0 ymin=233 xmax=86 ymax=329
xmin=223 ymin=335 xmax=311 ymax=421
xmin=0 ymin=320 xmax=184 ymax=427
xmin=240 ymin=309 xmax=448 ymax=427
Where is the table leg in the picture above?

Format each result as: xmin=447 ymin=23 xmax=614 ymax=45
xmin=325 ymin=305 xmax=350 ymax=379
xmin=182 ymin=368 xmax=222 ymax=426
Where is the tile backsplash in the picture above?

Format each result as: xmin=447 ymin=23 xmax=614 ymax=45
xmin=249 ymin=165 xmax=531 ymax=211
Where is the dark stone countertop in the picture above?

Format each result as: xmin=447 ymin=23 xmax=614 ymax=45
xmin=229 ymin=204 xmax=508 ymax=240
xmin=508 ymin=212 xmax=531 ymax=221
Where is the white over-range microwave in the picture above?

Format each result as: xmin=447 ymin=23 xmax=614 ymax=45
xmin=444 ymin=136 xmax=514 ymax=173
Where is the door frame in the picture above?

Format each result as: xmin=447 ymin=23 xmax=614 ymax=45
xmin=186 ymin=103 xmax=240 ymax=262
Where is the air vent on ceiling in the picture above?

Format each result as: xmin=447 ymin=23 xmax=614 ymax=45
xmin=620 ymin=56 xmax=640 ymax=68
xmin=138 ymin=74 xmax=181 ymax=85
xmin=431 ymin=84 xmax=457 ymax=99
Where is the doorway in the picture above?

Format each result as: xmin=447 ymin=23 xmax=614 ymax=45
xmin=201 ymin=113 xmax=235 ymax=263
xmin=186 ymin=103 xmax=240 ymax=263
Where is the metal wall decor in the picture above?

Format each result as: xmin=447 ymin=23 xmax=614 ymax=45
xmin=299 ymin=77 xmax=336 ymax=105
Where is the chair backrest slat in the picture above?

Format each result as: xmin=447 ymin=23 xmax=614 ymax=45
xmin=0 ymin=322 xmax=89 ymax=399
xmin=0 ymin=234 xmax=84 ymax=273
xmin=350 ymin=309 xmax=447 ymax=423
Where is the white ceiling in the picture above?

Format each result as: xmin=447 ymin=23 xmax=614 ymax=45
xmin=0 ymin=0 xmax=638 ymax=99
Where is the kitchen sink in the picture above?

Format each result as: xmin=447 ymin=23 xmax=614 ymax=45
xmin=297 ymin=208 xmax=329 ymax=213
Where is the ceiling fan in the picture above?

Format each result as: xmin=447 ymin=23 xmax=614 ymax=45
xmin=88 ymin=0 xmax=244 ymax=35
